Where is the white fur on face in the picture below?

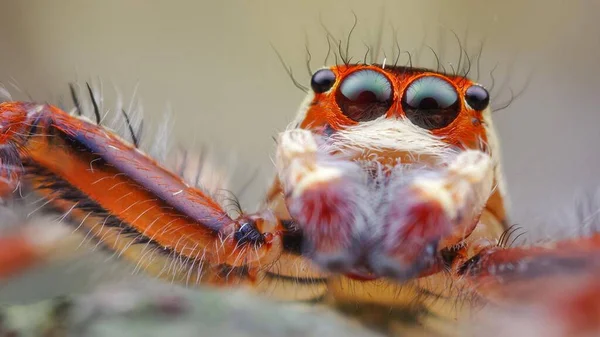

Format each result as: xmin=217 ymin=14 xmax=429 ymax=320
xmin=326 ymin=117 xmax=454 ymax=159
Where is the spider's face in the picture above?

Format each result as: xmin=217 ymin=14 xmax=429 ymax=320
xmin=295 ymin=64 xmax=493 ymax=162
xmin=277 ymin=64 xmax=507 ymax=281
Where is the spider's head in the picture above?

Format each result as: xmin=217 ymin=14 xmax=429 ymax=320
xmin=279 ymin=64 xmax=509 ymax=281
xmin=295 ymin=64 xmax=494 ymax=161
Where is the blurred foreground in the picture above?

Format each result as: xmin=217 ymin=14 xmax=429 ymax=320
xmin=0 ymin=282 xmax=379 ymax=337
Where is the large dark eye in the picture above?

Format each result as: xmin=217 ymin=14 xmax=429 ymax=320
xmin=402 ymin=76 xmax=460 ymax=130
xmin=311 ymin=69 xmax=336 ymax=93
xmin=335 ymin=69 xmax=393 ymax=122
xmin=465 ymin=85 xmax=490 ymax=111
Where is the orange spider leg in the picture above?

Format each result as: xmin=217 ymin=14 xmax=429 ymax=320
xmin=0 ymin=102 xmax=284 ymax=285
xmin=0 ymin=231 xmax=44 ymax=280
xmin=450 ymin=233 xmax=600 ymax=336
xmin=0 ymin=207 xmax=69 ymax=281
xmin=453 ymin=233 xmax=600 ymax=303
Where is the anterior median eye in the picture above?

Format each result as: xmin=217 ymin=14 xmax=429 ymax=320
xmin=335 ymin=69 xmax=393 ymax=122
xmin=402 ymin=76 xmax=460 ymax=130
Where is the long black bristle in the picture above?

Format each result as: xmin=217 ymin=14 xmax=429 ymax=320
xmin=69 ymin=83 xmax=82 ymax=116
xmin=120 ymin=109 xmax=140 ymax=148
xmin=85 ymin=82 xmax=101 ymax=124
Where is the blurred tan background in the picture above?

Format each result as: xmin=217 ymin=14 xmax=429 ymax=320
xmin=0 ymin=0 xmax=598 ymax=301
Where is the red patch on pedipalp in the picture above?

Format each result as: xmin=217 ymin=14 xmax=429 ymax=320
xmin=384 ymin=190 xmax=450 ymax=264
xmin=287 ymin=179 xmax=356 ymax=254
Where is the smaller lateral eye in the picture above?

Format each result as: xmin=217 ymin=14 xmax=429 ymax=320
xmin=335 ymin=69 xmax=393 ymax=122
xmin=311 ymin=69 xmax=336 ymax=93
xmin=402 ymin=76 xmax=460 ymax=130
xmin=465 ymin=85 xmax=490 ymax=111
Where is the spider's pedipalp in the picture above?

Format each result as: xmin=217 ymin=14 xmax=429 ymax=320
xmin=274 ymin=124 xmax=496 ymax=282
xmin=371 ymin=150 xmax=495 ymax=281
xmin=275 ymin=129 xmax=373 ymax=270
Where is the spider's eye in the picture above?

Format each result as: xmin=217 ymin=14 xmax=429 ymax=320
xmin=311 ymin=69 xmax=336 ymax=93
xmin=465 ymin=85 xmax=490 ymax=111
xmin=335 ymin=69 xmax=393 ymax=122
xmin=402 ymin=76 xmax=460 ymax=130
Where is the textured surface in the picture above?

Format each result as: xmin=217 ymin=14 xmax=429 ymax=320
xmin=0 ymin=282 xmax=379 ymax=337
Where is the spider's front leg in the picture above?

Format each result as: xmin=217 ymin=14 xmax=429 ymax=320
xmin=452 ymin=232 xmax=600 ymax=336
xmin=453 ymin=232 xmax=600 ymax=302
xmin=0 ymin=102 xmax=285 ymax=286
xmin=276 ymin=128 xmax=496 ymax=282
